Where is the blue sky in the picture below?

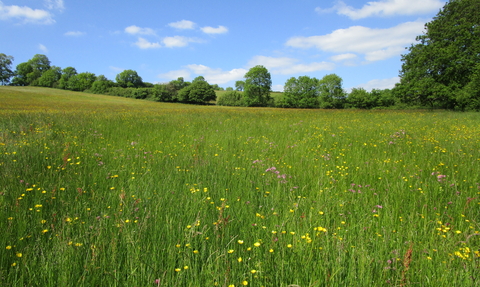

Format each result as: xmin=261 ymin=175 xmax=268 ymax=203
xmin=1 ymin=0 xmax=446 ymax=91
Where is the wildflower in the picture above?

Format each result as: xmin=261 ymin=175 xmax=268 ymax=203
xmin=42 ymin=229 xmax=48 ymax=234
xmin=250 ymin=270 xmax=257 ymax=274
xmin=237 ymin=257 xmax=243 ymax=262
xmin=269 ymin=249 xmax=274 ymax=253
xmin=174 ymin=268 xmax=181 ymax=272
xmin=228 ymin=249 xmax=235 ymax=254
xmin=287 ymin=244 xmax=292 ymax=248
xmin=242 ymin=281 xmax=248 ymax=286
xmin=16 ymin=253 xmax=22 ymax=258
xmin=6 ymin=246 xmax=11 ymax=250
xmin=183 ymin=266 xmax=188 ymax=270
xmin=253 ymin=242 xmax=261 ymax=247
xmin=11 ymin=262 xmax=16 ymax=267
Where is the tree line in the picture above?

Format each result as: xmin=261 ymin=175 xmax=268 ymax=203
xmin=1 ymin=0 xmax=478 ymax=110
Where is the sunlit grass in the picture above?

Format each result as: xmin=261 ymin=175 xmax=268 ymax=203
xmin=1 ymin=86 xmax=479 ymax=286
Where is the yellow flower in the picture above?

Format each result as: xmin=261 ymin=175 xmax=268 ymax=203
xmin=237 ymin=257 xmax=243 ymax=262
xmin=228 ymin=249 xmax=234 ymax=254
xmin=174 ymin=268 xmax=181 ymax=272
xmin=6 ymin=246 xmax=12 ymax=250
xmin=269 ymin=249 xmax=274 ymax=253
xmin=253 ymin=242 xmax=261 ymax=247
xmin=183 ymin=266 xmax=188 ymax=270
xmin=250 ymin=270 xmax=257 ymax=274
xmin=237 ymin=240 xmax=244 ymax=244
xmin=287 ymin=244 xmax=293 ymax=248
xmin=11 ymin=262 xmax=16 ymax=266
xmin=16 ymin=253 xmax=22 ymax=257
xmin=242 ymin=281 xmax=248 ymax=286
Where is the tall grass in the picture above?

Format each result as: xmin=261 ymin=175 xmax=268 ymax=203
xmin=1 ymin=87 xmax=479 ymax=286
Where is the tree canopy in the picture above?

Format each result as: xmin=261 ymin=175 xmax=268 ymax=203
xmin=115 ymin=69 xmax=143 ymax=88
xmin=243 ymin=65 xmax=271 ymax=107
xmin=0 ymin=53 xmax=14 ymax=85
xmin=394 ymin=0 xmax=480 ymax=109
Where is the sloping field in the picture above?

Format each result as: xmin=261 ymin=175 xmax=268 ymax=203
xmin=1 ymin=86 xmax=479 ymax=286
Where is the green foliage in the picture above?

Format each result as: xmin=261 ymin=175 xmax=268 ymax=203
xmin=57 ymin=67 xmax=78 ymax=89
xmin=243 ymin=65 xmax=272 ymax=107
xmin=11 ymin=54 xmax=51 ymax=86
xmin=35 ymin=66 xmax=62 ymax=88
xmin=115 ymin=69 xmax=143 ymax=88
xmin=283 ymin=76 xmax=320 ymax=108
xmin=152 ymin=84 xmax=176 ymax=102
xmin=11 ymin=62 xmax=33 ymax=86
xmin=169 ymin=77 xmax=191 ymax=91
xmin=0 ymin=53 xmax=14 ymax=85
xmin=395 ymin=0 xmax=480 ymax=108
xmin=318 ymin=74 xmax=346 ymax=109
xmin=235 ymin=80 xmax=244 ymax=91
xmin=67 ymin=72 xmax=96 ymax=91
xmin=90 ymin=75 xmax=115 ymax=94
xmin=456 ymin=63 xmax=480 ymax=111
xmin=216 ymin=90 xmax=245 ymax=106
xmin=177 ymin=80 xmax=216 ymax=104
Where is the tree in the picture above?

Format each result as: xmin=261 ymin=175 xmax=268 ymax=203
xmin=67 ymin=72 xmax=96 ymax=91
xmin=90 ymin=75 xmax=115 ymax=94
xmin=57 ymin=67 xmax=77 ymax=89
xmin=177 ymin=80 xmax=216 ymax=104
xmin=115 ymin=69 xmax=143 ymax=88
xmin=243 ymin=65 xmax=271 ymax=107
xmin=11 ymin=54 xmax=51 ymax=86
xmin=11 ymin=62 xmax=33 ymax=86
xmin=235 ymin=80 xmax=245 ymax=91
xmin=394 ymin=0 xmax=480 ymax=108
xmin=283 ymin=76 xmax=320 ymax=108
xmin=170 ymin=77 xmax=190 ymax=91
xmin=36 ymin=66 xmax=61 ymax=88
xmin=318 ymin=74 xmax=346 ymax=109
xmin=0 ymin=53 xmax=14 ymax=85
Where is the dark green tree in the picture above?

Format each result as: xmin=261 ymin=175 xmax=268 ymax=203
xmin=36 ymin=66 xmax=62 ymax=88
xmin=177 ymin=79 xmax=216 ymax=104
xmin=57 ymin=67 xmax=78 ymax=89
xmin=394 ymin=0 xmax=480 ymax=108
xmin=67 ymin=72 xmax=96 ymax=91
xmin=90 ymin=75 xmax=115 ymax=94
xmin=318 ymin=74 xmax=345 ymax=109
xmin=170 ymin=77 xmax=190 ymax=91
xmin=0 ymin=53 xmax=14 ymax=85
xmin=11 ymin=62 xmax=33 ymax=86
xmin=283 ymin=76 xmax=320 ymax=108
xmin=115 ymin=69 xmax=143 ymax=88
xmin=243 ymin=65 xmax=271 ymax=107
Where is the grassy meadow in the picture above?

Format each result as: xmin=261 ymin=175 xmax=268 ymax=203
xmin=0 ymin=86 xmax=479 ymax=286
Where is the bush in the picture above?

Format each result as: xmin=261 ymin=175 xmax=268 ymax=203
xmin=216 ymin=91 xmax=246 ymax=106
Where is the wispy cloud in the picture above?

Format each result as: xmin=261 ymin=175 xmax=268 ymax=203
xmin=248 ymin=55 xmax=334 ymax=75
xmin=355 ymin=76 xmax=400 ymax=91
xmin=39 ymin=44 xmax=48 ymax=53
xmin=134 ymin=37 xmax=161 ymax=49
xmin=64 ymin=31 xmax=85 ymax=36
xmin=168 ymin=20 xmax=196 ymax=30
xmin=201 ymin=25 xmax=228 ymax=34
xmin=162 ymin=36 xmax=199 ymax=48
xmin=316 ymin=0 xmax=444 ymax=20
xmin=286 ymin=21 xmax=424 ymax=62
xmin=125 ymin=25 xmax=156 ymax=35
xmin=44 ymin=0 xmax=64 ymax=12
xmin=159 ymin=64 xmax=246 ymax=85
xmin=0 ymin=1 xmax=54 ymax=24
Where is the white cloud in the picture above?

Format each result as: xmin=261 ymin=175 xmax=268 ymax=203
xmin=158 ymin=69 xmax=191 ymax=81
xmin=186 ymin=64 xmax=247 ymax=84
xmin=355 ymin=76 xmax=400 ymax=91
xmin=64 ymin=31 xmax=85 ymax=36
xmin=0 ymin=1 xmax=54 ymax=24
xmin=201 ymin=25 xmax=228 ymax=34
xmin=248 ymin=55 xmax=334 ymax=75
xmin=330 ymin=53 xmax=357 ymax=62
xmin=39 ymin=44 xmax=48 ymax=53
xmin=286 ymin=21 xmax=424 ymax=62
xmin=318 ymin=0 xmax=444 ymax=19
xmin=44 ymin=0 xmax=64 ymax=12
xmin=125 ymin=25 xmax=156 ymax=35
xmin=134 ymin=37 xmax=161 ymax=49
xmin=109 ymin=66 xmax=124 ymax=73
xmin=272 ymin=84 xmax=285 ymax=92
xmin=162 ymin=36 xmax=199 ymax=48
xmin=168 ymin=20 xmax=196 ymax=29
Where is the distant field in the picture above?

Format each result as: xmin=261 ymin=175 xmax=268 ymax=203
xmin=1 ymin=86 xmax=479 ymax=286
